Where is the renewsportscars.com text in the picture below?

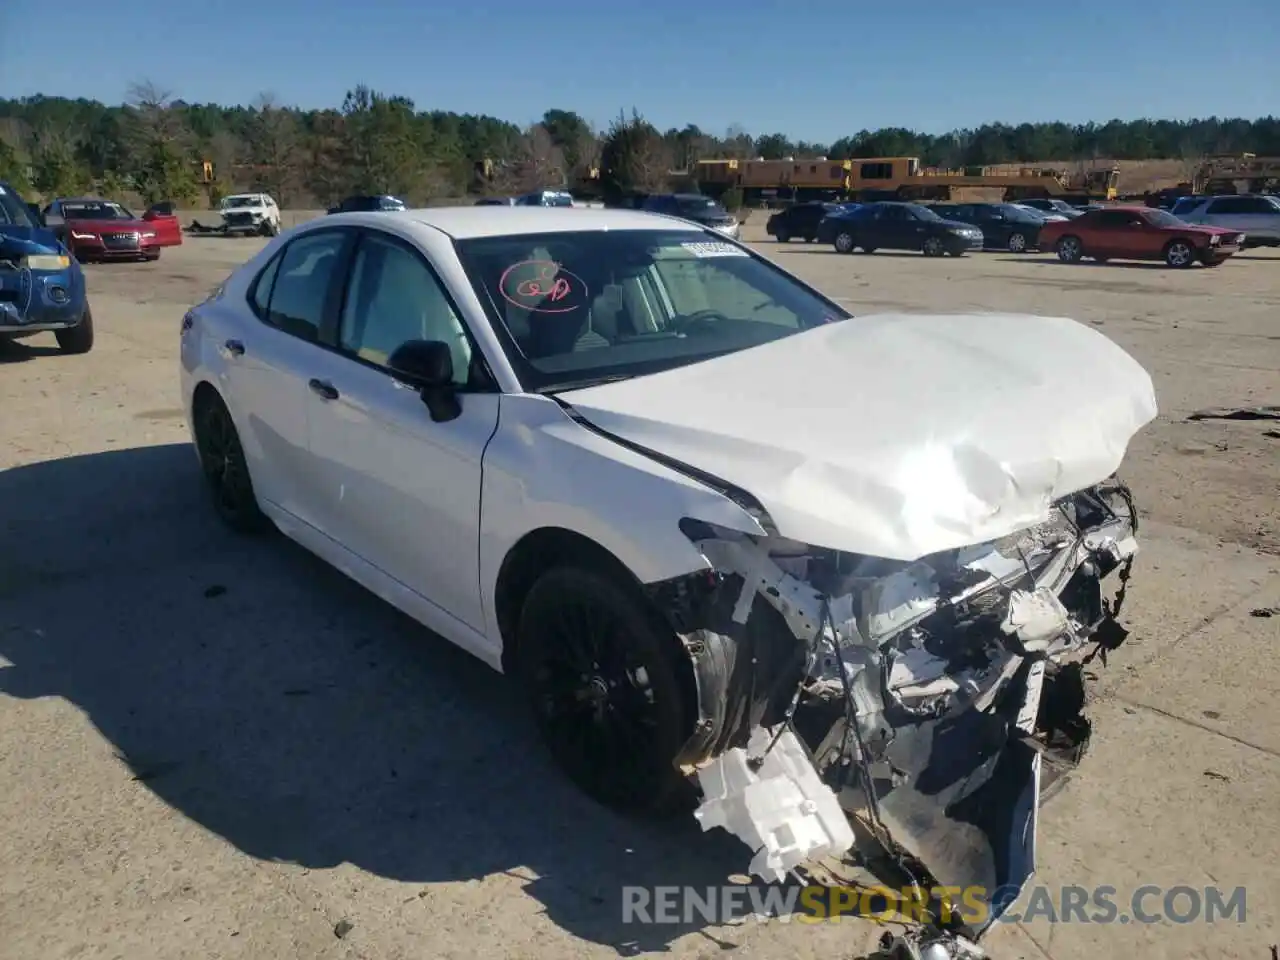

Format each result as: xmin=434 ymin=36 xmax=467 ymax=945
xmin=622 ymin=884 xmax=1247 ymax=927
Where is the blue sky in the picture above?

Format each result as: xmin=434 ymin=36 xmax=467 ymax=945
xmin=2 ymin=0 xmax=1276 ymax=142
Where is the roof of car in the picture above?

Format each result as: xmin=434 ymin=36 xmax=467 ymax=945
xmin=325 ymin=206 xmax=706 ymax=240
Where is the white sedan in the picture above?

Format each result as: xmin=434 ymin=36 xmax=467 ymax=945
xmin=180 ymin=206 xmax=1157 ymax=937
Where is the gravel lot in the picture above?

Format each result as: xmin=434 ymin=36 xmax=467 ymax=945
xmin=2 ymin=221 xmax=1277 ymax=960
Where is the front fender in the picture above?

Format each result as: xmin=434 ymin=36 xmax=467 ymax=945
xmin=479 ymin=393 xmax=766 ymax=642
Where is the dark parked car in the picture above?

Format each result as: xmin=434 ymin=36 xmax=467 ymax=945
xmin=931 ymin=202 xmax=1044 ymax=252
xmin=819 ymin=201 xmax=985 ymax=256
xmin=642 ymin=193 xmax=740 ymax=239
xmin=0 ymin=181 xmax=94 ymax=353
xmin=327 ymin=194 xmax=407 ymax=214
xmin=1017 ymin=197 xmax=1083 ymax=219
xmin=766 ymin=202 xmax=841 ymax=242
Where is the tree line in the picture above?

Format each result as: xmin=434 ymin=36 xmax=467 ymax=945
xmin=1 ymin=84 xmax=1277 ymax=207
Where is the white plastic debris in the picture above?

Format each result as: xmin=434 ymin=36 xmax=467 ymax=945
xmin=692 ymin=726 xmax=855 ymax=883
xmin=1001 ymin=586 xmax=1071 ymax=651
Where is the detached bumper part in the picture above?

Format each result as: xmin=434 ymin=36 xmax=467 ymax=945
xmin=661 ymin=479 xmax=1140 ymax=947
xmin=693 ymin=726 xmax=855 ymax=883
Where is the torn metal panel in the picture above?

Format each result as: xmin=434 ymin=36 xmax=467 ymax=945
xmin=653 ymin=478 xmax=1141 ymax=945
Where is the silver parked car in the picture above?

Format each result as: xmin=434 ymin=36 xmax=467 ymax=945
xmin=1174 ymin=194 xmax=1280 ymax=247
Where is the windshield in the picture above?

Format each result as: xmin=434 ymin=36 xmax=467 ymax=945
xmin=222 ymin=197 xmax=260 ymax=209
xmin=1143 ymin=209 xmax=1185 ymax=228
xmin=1047 ymin=200 xmax=1074 ymax=212
xmin=906 ymin=204 xmax=941 ymax=221
xmin=0 ymin=184 xmax=40 ymax=227
xmin=64 ymin=201 xmax=133 ymax=220
xmin=454 ymin=229 xmax=847 ymax=391
xmin=997 ymin=203 xmax=1037 ymax=221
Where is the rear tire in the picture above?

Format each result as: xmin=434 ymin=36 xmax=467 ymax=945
xmin=1007 ymin=231 xmax=1028 ymax=253
xmin=515 ymin=566 xmax=690 ymax=815
xmin=775 ymin=226 xmax=790 ymax=242
xmin=55 ymin=304 xmax=94 ymax=354
xmin=834 ymin=231 xmax=855 ymax=254
xmin=193 ymin=392 xmax=270 ymax=533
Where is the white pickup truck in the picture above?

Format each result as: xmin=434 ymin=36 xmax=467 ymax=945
xmin=218 ymin=193 xmax=282 ymax=237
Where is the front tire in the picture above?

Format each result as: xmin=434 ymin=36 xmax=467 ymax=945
xmin=1057 ymin=235 xmax=1084 ymax=263
xmin=55 ymin=304 xmax=94 ymax=354
xmin=1007 ymin=231 xmax=1028 ymax=253
xmin=923 ymin=236 xmax=945 ymax=257
xmin=193 ymin=392 xmax=270 ymax=533
xmin=834 ymin=231 xmax=855 ymax=254
xmin=1164 ymin=239 xmax=1195 ymax=268
xmin=516 ymin=566 xmax=689 ymax=814
xmin=775 ymin=226 xmax=790 ymax=242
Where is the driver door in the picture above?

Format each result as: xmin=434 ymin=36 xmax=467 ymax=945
xmin=876 ymin=205 xmax=916 ymax=250
xmin=302 ymin=228 xmax=498 ymax=634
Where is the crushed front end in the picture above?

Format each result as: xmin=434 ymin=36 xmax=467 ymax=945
xmin=0 ymin=233 xmax=86 ymax=338
xmin=647 ymin=478 xmax=1140 ymax=953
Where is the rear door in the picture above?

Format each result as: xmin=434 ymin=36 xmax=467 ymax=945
xmin=222 ymin=227 xmax=355 ymax=526
xmin=875 ymin=204 xmax=916 ymax=249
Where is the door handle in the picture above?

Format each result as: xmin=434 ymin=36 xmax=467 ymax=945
xmin=222 ymin=339 xmax=245 ymax=358
xmin=308 ymin=378 xmax=339 ymax=400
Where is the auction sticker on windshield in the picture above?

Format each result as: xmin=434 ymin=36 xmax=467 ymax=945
xmin=498 ymin=259 xmax=590 ymax=313
xmin=680 ymin=241 xmax=748 ymax=258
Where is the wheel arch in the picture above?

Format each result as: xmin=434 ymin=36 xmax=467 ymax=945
xmin=493 ymin=525 xmax=699 ymax=733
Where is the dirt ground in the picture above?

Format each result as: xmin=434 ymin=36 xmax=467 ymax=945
xmin=1 ymin=220 xmax=1277 ymax=960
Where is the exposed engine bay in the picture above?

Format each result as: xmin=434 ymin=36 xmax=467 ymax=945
xmin=646 ymin=477 xmax=1139 ymax=958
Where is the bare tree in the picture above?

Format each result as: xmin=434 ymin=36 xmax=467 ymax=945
xmin=483 ymin=124 xmax=567 ymax=195
xmin=248 ymin=92 xmax=300 ymax=203
xmin=124 ymin=80 xmax=199 ymax=203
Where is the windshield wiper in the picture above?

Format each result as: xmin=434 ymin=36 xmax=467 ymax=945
xmin=541 ymin=373 xmax=636 ymax=395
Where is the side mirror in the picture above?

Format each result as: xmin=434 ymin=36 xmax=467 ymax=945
xmin=387 ymin=339 xmax=461 ymax=423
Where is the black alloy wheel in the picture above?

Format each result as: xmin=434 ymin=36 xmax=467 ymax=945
xmin=516 ymin=566 xmax=688 ymax=814
xmin=195 ymin=395 xmax=269 ymax=532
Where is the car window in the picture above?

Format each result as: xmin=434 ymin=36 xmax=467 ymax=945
xmin=1095 ymin=210 xmax=1140 ymax=227
xmin=266 ymin=230 xmax=346 ymax=341
xmin=0 ymin=184 xmax=41 ymax=227
xmin=338 ymin=231 xmax=473 ymax=385
xmin=249 ymin=252 xmax=283 ymax=319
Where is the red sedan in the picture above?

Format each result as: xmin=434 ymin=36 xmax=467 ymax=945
xmin=1038 ymin=206 xmax=1244 ymax=268
xmin=42 ymin=197 xmax=170 ymax=262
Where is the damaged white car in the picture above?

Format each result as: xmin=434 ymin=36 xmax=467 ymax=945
xmin=180 ymin=207 xmax=1156 ymax=957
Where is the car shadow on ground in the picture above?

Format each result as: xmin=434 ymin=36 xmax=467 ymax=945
xmin=779 ymin=248 xmax=939 ymax=259
xmin=0 ymin=443 xmax=754 ymax=955
xmin=0 ymin=339 xmax=63 ymax=363
xmin=989 ymin=256 xmax=1203 ymax=271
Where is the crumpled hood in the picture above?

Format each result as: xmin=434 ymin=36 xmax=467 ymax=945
xmin=559 ymin=312 xmax=1158 ymax=560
